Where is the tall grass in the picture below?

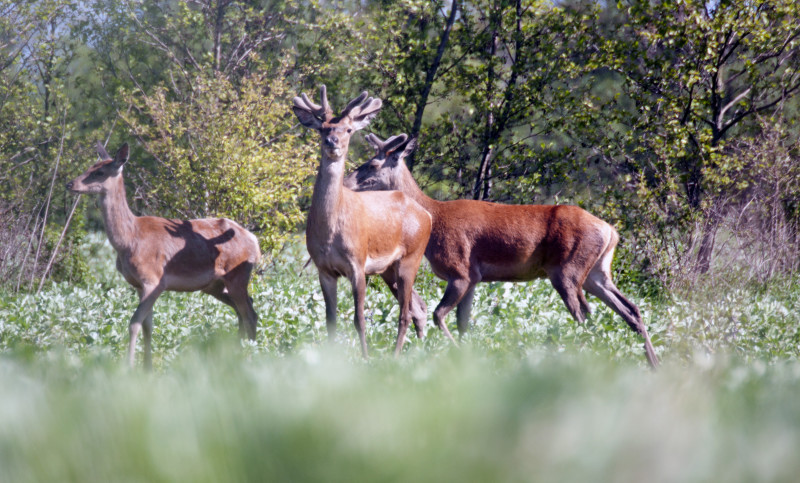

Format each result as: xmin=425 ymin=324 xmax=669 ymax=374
xmin=1 ymin=233 xmax=799 ymax=481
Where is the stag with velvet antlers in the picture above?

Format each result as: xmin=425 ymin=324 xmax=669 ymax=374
xmin=345 ymin=134 xmax=659 ymax=368
xmin=67 ymin=142 xmax=261 ymax=368
xmin=292 ymin=86 xmax=433 ymax=357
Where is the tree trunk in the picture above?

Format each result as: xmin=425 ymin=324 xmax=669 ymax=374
xmin=473 ymin=141 xmax=493 ymax=200
xmin=472 ymin=3 xmax=500 ymax=200
xmin=695 ymin=220 xmax=718 ymax=274
xmin=407 ymin=0 xmax=458 ymax=172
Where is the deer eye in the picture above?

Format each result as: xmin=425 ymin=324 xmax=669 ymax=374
xmin=347 ymin=128 xmax=352 ymax=133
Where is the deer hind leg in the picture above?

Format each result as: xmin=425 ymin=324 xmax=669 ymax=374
xmin=129 ymin=284 xmax=163 ymax=368
xmin=142 ymin=312 xmax=153 ymax=370
xmin=583 ymin=267 xmax=659 ymax=368
xmin=392 ymin=256 xmax=425 ymax=356
xmin=455 ymin=285 xmax=476 ymax=338
xmin=409 ymin=290 xmax=428 ymax=339
xmin=243 ymin=295 xmax=258 ymax=340
xmin=379 ymin=271 xmax=428 ymax=339
xmin=222 ymin=265 xmax=259 ymax=341
xmin=203 ymin=280 xmax=244 ymax=330
xmin=547 ymin=267 xmax=591 ymax=323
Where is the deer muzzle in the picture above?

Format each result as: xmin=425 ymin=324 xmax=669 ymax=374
xmin=324 ymin=135 xmax=339 ymax=148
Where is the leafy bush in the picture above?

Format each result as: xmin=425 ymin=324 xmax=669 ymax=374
xmin=122 ymin=66 xmax=316 ymax=258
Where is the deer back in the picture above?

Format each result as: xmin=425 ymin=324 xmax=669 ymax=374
xmin=344 ymin=134 xmax=613 ymax=281
xmin=68 ymin=143 xmax=261 ymax=292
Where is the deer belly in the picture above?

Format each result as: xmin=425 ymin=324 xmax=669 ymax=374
xmin=364 ymin=248 xmax=402 ymax=275
xmin=163 ymin=272 xmax=217 ymax=292
xmin=479 ymin=262 xmax=547 ymax=282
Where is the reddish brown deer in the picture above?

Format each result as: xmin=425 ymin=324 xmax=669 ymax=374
xmin=292 ymin=86 xmax=432 ymax=356
xmin=344 ymin=134 xmax=659 ymax=368
xmin=67 ymin=142 xmax=261 ymax=368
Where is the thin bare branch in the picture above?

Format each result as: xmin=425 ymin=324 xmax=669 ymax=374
xmin=30 ymin=107 xmax=68 ymax=290
xmin=36 ymin=195 xmax=80 ymax=293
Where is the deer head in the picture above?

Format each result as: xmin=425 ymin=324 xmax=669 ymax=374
xmin=292 ymin=85 xmax=383 ymax=161
xmin=344 ymin=133 xmax=416 ymax=191
xmin=67 ymin=142 xmax=129 ymax=194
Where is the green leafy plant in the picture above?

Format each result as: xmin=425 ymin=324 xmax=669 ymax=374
xmin=122 ymin=68 xmax=316 ymax=258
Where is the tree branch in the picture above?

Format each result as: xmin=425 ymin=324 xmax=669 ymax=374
xmin=718 ymin=86 xmax=751 ymax=130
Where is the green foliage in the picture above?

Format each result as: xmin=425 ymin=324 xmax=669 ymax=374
xmin=122 ymin=69 xmax=316 ymax=258
xmin=578 ymin=0 xmax=800 ymax=281
xmin=3 ymin=0 xmax=800 ymax=287
xmin=2 ymin=233 xmax=798 ymax=366
xmin=46 ymin=211 xmax=92 ymax=285
xmin=74 ymin=0 xmax=329 ymax=258
xmin=334 ymin=0 xmax=601 ymax=202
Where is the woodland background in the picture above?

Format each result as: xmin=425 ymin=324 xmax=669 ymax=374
xmin=2 ymin=2 xmax=800 ymax=480
xmin=2 ymin=0 xmax=799 ymax=293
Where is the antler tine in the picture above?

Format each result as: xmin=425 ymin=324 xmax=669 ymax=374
xmin=364 ymin=133 xmax=383 ymax=151
xmin=365 ymin=133 xmax=386 ymax=152
xmin=348 ymin=96 xmax=383 ymax=120
xmin=292 ymin=85 xmax=333 ymax=121
xmin=383 ymin=134 xmax=409 ymax=154
xmin=319 ymin=84 xmax=330 ymax=116
xmin=340 ymin=91 xmax=369 ymax=118
xmin=297 ymin=93 xmax=321 ymax=111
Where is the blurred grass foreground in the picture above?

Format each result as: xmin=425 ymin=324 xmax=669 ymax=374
xmin=1 ymin=349 xmax=800 ymax=482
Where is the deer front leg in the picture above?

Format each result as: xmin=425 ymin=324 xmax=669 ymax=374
xmin=379 ymin=271 xmax=428 ymax=339
xmin=128 ymin=324 xmax=140 ymax=368
xmin=349 ymin=271 xmax=369 ymax=358
xmin=128 ymin=285 xmax=162 ymax=368
xmin=433 ymin=278 xmax=477 ymax=346
xmin=319 ymin=272 xmax=338 ymax=342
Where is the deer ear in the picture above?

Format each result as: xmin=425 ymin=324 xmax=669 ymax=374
xmin=400 ymin=137 xmax=417 ymax=160
xmin=96 ymin=142 xmax=112 ymax=161
xmin=293 ymin=105 xmax=322 ymax=130
xmin=111 ymin=143 xmax=129 ymax=170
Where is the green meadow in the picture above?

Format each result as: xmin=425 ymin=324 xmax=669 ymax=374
xmin=1 ymin=234 xmax=799 ymax=482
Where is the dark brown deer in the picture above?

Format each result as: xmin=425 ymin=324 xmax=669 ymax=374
xmin=344 ymin=134 xmax=659 ymax=367
xmin=67 ymin=142 xmax=261 ymax=368
xmin=292 ymin=86 xmax=432 ymax=356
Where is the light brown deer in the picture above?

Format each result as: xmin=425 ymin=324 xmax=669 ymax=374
xmin=67 ymin=142 xmax=261 ymax=368
xmin=344 ymin=134 xmax=659 ymax=368
xmin=292 ymin=86 xmax=432 ymax=356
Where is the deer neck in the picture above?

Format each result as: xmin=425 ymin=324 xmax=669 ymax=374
xmin=98 ymin=175 xmax=137 ymax=253
xmin=309 ymin=151 xmax=347 ymax=233
xmin=398 ymin=165 xmax=439 ymax=215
